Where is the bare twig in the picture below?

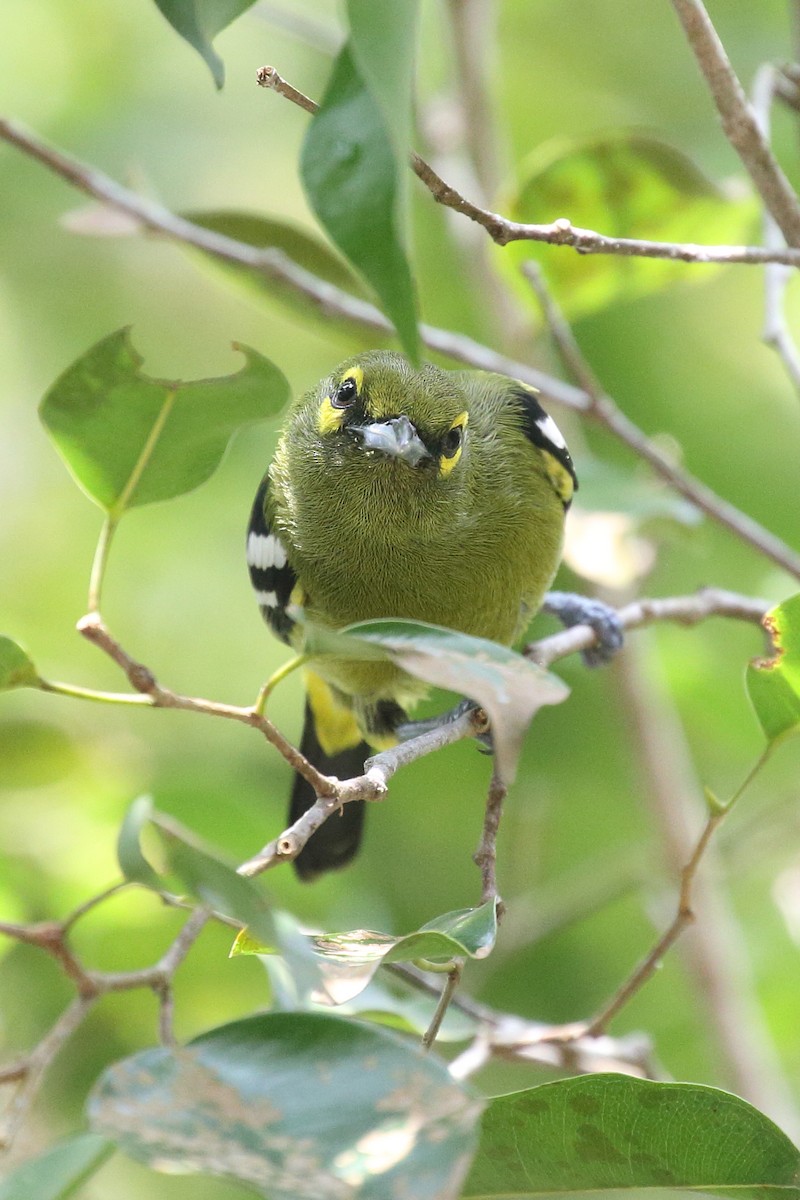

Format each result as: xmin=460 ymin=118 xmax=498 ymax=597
xmin=526 ymin=587 xmax=768 ymax=669
xmin=1 ymin=116 xmax=799 ymax=576
xmin=257 ymin=64 xmax=800 ymax=263
xmin=668 ymin=0 xmax=800 ymax=247
xmin=473 ymin=772 xmax=508 ymax=907
xmin=752 ymin=63 xmax=800 ymax=398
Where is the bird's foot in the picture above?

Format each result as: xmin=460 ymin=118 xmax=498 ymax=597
xmin=542 ymin=591 xmax=624 ymax=667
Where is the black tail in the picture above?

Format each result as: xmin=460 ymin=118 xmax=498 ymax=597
xmin=289 ymin=702 xmax=368 ymax=881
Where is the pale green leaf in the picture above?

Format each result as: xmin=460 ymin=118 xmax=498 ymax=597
xmin=746 ymin=593 xmax=800 ymax=745
xmin=152 ymin=0 xmax=258 ymax=88
xmin=0 ymin=637 xmax=40 ymax=692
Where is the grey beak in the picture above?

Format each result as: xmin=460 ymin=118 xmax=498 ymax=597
xmin=354 ymin=414 xmax=431 ymax=467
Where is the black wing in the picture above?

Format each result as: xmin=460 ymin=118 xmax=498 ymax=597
xmin=246 ymin=474 xmax=301 ymax=644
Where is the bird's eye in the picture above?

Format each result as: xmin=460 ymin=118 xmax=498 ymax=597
xmin=332 ymin=376 xmax=359 ymax=409
xmin=441 ymin=424 xmax=463 ymax=458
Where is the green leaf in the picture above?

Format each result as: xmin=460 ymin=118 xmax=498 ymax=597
xmin=234 ymin=902 xmax=497 ymax=1008
xmin=346 ymin=0 xmax=419 ymax=163
xmin=151 ymin=0 xmax=258 ymax=88
xmin=498 ymin=132 xmax=757 ymax=321
xmin=0 ymin=1133 xmax=114 ymax=1200
xmin=117 ymin=799 xmax=275 ymax=946
xmin=40 ymin=328 xmax=289 ymax=516
xmin=301 ymin=44 xmax=420 ymax=362
xmin=0 ymin=636 xmax=40 ymax=691
xmin=88 ymin=1013 xmax=481 ymax=1199
xmin=463 ymin=1074 xmax=800 ymax=1198
xmin=746 ymin=594 xmax=800 ymax=745
xmin=117 ymin=796 xmax=162 ymax=890
xmin=303 ymin=619 xmax=569 ymax=783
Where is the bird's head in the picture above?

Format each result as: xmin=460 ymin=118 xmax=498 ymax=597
xmin=302 ymin=352 xmax=470 ymax=484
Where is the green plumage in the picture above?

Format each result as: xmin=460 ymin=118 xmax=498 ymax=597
xmin=248 ymin=351 xmax=575 ymax=877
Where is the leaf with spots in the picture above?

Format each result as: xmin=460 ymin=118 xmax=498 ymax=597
xmin=463 ymin=1074 xmax=800 ymax=1197
xmin=40 ymin=328 xmax=289 ymax=517
xmin=746 ymin=593 xmax=800 ymax=746
xmin=303 ymin=619 xmax=569 ymax=783
xmin=0 ymin=637 xmax=41 ymax=692
xmin=88 ymin=1012 xmax=481 ymax=1199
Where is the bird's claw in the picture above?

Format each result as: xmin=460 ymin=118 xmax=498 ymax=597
xmin=542 ymin=591 xmax=624 ymax=667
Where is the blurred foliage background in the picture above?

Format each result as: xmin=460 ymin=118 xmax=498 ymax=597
xmin=2 ymin=0 xmax=800 ymax=1195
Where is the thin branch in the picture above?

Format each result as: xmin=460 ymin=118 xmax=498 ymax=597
xmin=526 ymin=587 xmax=768 ymax=669
xmin=668 ymin=0 xmax=800 ymax=247
xmin=752 ymin=63 xmax=800 ymax=399
xmin=257 ymin=68 xmax=800 ymax=264
xmin=2 ymin=115 xmax=799 ymax=577
xmin=473 ymin=772 xmax=507 ymax=907
xmin=238 ymin=706 xmax=485 ymax=876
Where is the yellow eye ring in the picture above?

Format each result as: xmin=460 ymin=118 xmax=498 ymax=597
xmin=439 ymin=411 xmax=468 ymax=477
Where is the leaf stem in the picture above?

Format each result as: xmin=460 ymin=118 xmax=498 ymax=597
xmin=87 ymin=515 xmax=117 ymax=614
xmin=39 ymin=678 xmax=155 ymax=706
xmin=254 ymin=654 xmax=307 ymax=715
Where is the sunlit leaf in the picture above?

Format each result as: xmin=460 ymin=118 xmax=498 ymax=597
xmin=151 ymin=0 xmax=258 ymax=88
xmin=0 ymin=636 xmax=40 ymax=692
xmin=40 ymin=328 xmax=289 ymax=516
xmin=463 ymin=1074 xmax=800 ymax=1197
xmin=301 ymin=45 xmax=420 ymax=362
xmin=303 ymin=619 xmax=569 ymax=783
xmin=0 ymin=1133 xmax=114 ymax=1200
xmin=498 ymin=132 xmax=757 ymax=320
xmin=89 ymin=1013 xmax=481 ymax=1199
xmin=746 ymin=593 xmax=800 ymax=745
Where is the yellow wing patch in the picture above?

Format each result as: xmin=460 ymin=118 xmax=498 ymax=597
xmin=541 ymin=449 xmax=575 ymax=504
xmin=305 ymin=670 xmax=362 ymax=757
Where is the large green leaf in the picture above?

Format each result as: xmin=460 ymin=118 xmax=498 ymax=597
xmin=463 ymin=1074 xmax=800 ymax=1198
xmin=40 ymin=328 xmax=288 ymax=516
xmin=152 ymin=0 xmax=258 ymax=88
xmin=301 ymin=44 xmax=420 ymax=362
xmin=746 ymin=593 xmax=800 ymax=746
xmin=88 ymin=1013 xmax=481 ymax=1199
xmin=303 ymin=619 xmax=569 ymax=783
xmin=0 ymin=636 xmax=40 ymax=692
xmin=0 ymin=1133 xmax=114 ymax=1200
xmin=498 ymin=132 xmax=757 ymax=320
xmin=117 ymin=797 xmax=275 ymax=946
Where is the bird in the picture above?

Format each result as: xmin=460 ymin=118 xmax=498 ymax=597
xmin=247 ymin=350 xmax=585 ymax=880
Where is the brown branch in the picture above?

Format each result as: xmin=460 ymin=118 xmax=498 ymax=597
xmin=752 ymin=64 xmax=800 ymax=399
xmin=2 ymin=115 xmax=799 ymax=577
xmin=473 ymin=772 xmax=507 ymax=907
xmin=668 ymin=0 xmax=800 ymax=247
xmin=256 ymin=67 xmax=800 ymax=265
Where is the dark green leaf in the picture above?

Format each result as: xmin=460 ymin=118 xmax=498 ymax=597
xmin=40 ymin=328 xmax=289 ymax=516
xmin=0 ymin=637 xmax=40 ymax=692
xmin=152 ymin=0 xmax=258 ymax=88
xmin=0 ymin=1133 xmax=114 ymax=1200
xmin=88 ymin=1013 xmax=481 ymax=1199
xmin=746 ymin=593 xmax=800 ymax=745
xmin=463 ymin=1074 xmax=800 ymax=1197
xmin=498 ymin=132 xmax=757 ymax=320
xmin=303 ymin=619 xmax=569 ymax=783
xmin=301 ymin=45 xmax=420 ymax=361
